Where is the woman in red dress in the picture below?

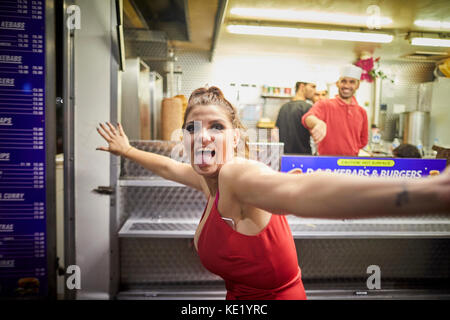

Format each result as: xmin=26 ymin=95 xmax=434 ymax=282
xmin=97 ymin=86 xmax=450 ymax=300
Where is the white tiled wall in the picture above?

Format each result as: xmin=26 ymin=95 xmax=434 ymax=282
xmin=174 ymin=49 xmax=374 ymax=124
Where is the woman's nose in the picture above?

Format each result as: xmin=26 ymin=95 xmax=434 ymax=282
xmin=197 ymin=127 xmax=214 ymax=143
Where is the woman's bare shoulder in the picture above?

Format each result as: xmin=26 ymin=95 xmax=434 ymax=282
xmin=219 ymin=158 xmax=275 ymax=190
xmin=220 ymin=157 xmax=272 ymax=176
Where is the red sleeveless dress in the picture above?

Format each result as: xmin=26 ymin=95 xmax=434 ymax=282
xmin=197 ymin=190 xmax=307 ymax=300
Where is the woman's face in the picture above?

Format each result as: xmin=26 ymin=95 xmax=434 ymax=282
xmin=183 ymin=104 xmax=239 ymax=178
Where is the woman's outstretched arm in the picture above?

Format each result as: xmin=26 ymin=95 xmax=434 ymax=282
xmin=220 ymin=159 xmax=450 ymax=219
xmin=96 ymin=122 xmax=205 ymax=192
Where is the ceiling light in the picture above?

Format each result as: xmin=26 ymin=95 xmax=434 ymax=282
xmin=227 ymin=25 xmax=394 ymax=43
xmin=411 ymin=37 xmax=450 ymax=47
xmin=414 ymin=20 xmax=450 ymax=30
xmin=230 ymin=8 xmax=393 ymax=26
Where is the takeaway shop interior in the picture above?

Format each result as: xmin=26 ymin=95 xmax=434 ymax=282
xmin=0 ymin=0 xmax=449 ymax=300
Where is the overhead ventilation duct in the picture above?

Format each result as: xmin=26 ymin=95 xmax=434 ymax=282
xmin=124 ymin=29 xmax=169 ymax=62
xmin=130 ymin=0 xmax=190 ymax=41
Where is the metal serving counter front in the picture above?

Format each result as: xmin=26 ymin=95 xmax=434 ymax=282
xmin=115 ymin=141 xmax=450 ymax=299
xmin=119 ymin=217 xmax=450 ymax=239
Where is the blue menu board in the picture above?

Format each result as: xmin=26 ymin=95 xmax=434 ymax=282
xmin=281 ymin=155 xmax=447 ymax=178
xmin=0 ymin=0 xmax=46 ymax=297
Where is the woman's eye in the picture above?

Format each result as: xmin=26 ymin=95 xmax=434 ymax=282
xmin=211 ymin=123 xmax=224 ymax=130
xmin=185 ymin=124 xmax=194 ymax=133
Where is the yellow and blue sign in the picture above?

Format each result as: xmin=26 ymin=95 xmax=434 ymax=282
xmin=280 ymin=156 xmax=447 ymax=178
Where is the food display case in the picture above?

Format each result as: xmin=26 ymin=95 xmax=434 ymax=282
xmin=114 ymin=142 xmax=450 ymax=299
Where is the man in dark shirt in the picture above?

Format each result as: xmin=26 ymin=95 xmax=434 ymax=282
xmin=276 ymin=81 xmax=316 ymax=154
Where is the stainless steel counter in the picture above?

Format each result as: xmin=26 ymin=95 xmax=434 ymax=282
xmin=114 ymin=140 xmax=450 ymax=298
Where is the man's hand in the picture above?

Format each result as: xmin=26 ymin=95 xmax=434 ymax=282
xmin=311 ymin=119 xmax=327 ymax=144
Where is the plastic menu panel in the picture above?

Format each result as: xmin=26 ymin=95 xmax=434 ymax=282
xmin=0 ymin=0 xmax=46 ymax=297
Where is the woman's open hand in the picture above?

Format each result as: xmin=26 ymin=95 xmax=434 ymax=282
xmin=96 ymin=122 xmax=131 ymax=156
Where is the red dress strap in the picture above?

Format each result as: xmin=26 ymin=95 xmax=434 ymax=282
xmin=214 ymin=189 xmax=220 ymax=207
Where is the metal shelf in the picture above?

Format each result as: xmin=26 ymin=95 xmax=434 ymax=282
xmin=117 ymin=289 xmax=226 ymax=300
xmin=119 ymin=219 xmax=198 ymax=238
xmin=118 ymin=218 xmax=450 ymax=239
xmin=116 ymin=288 xmax=450 ymax=300
xmin=119 ymin=178 xmax=186 ymax=187
xmin=288 ymin=218 xmax=450 ymax=239
xmin=261 ymin=95 xmax=293 ymax=99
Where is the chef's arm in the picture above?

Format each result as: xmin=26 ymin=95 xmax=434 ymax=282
xmin=359 ymin=112 xmax=369 ymax=149
xmin=304 ymin=115 xmax=321 ymax=130
xmin=304 ymin=115 xmax=327 ymax=144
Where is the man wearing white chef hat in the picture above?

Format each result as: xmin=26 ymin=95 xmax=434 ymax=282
xmin=276 ymin=78 xmax=316 ymax=154
xmin=301 ymin=64 xmax=368 ymax=156
xmin=312 ymin=82 xmax=329 ymax=103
